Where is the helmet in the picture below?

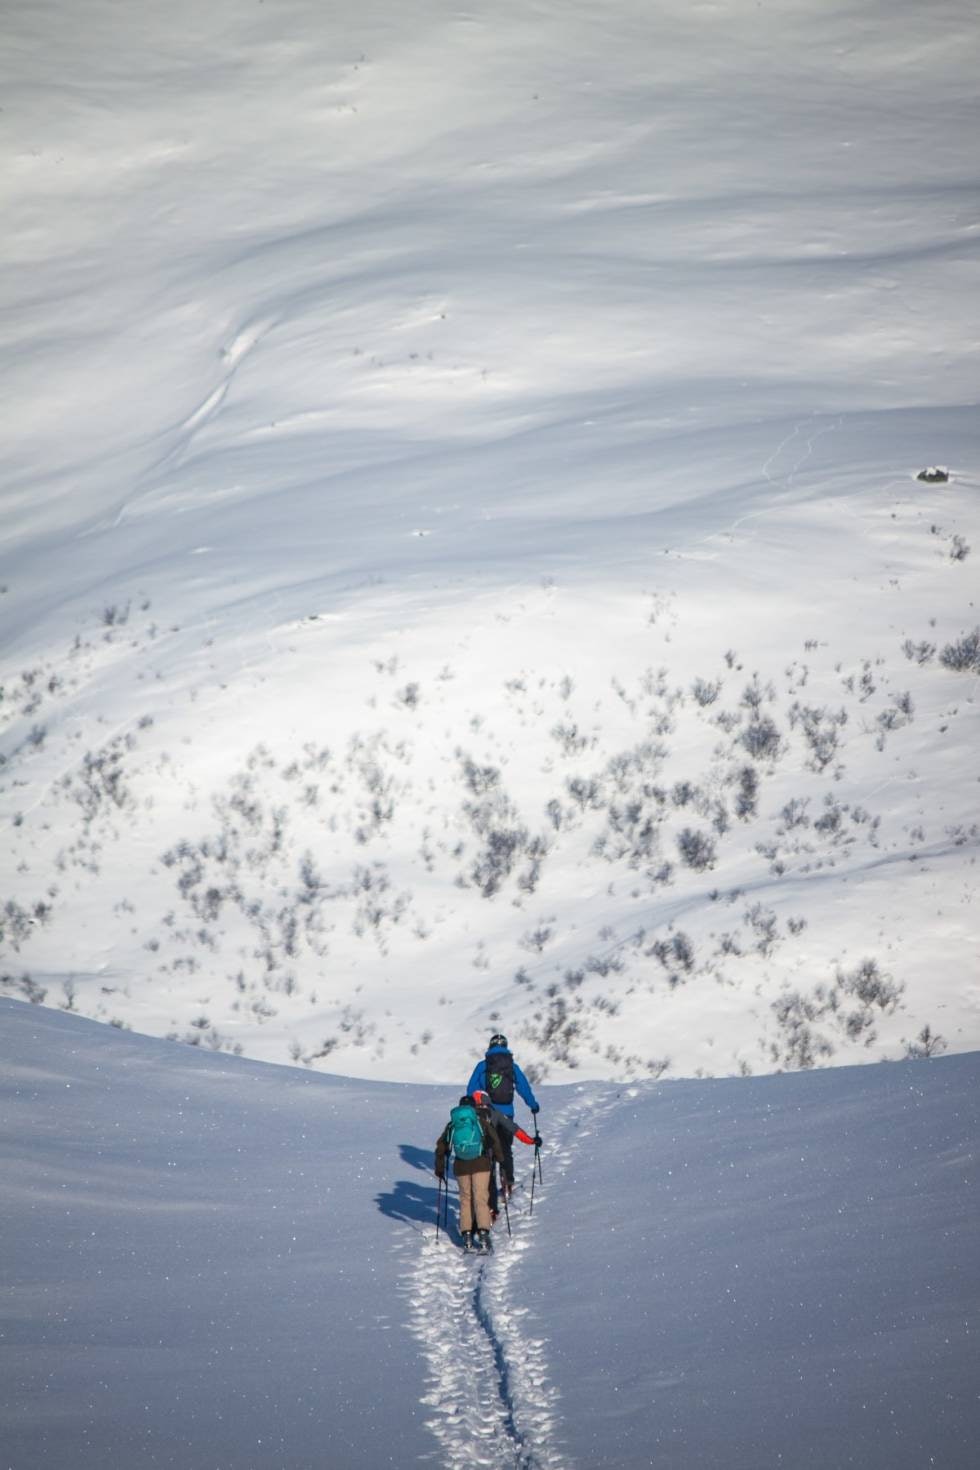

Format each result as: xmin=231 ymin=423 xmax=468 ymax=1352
xmin=459 ymin=1094 xmax=473 ymax=1107
xmin=488 ymin=1033 xmax=508 ymax=1049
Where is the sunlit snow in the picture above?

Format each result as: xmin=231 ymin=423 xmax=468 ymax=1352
xmin=2 ymin=0 xmax=978 ymax=1083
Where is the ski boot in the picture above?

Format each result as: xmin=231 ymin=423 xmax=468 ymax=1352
xmin=477 ymin=1229 xmax=493 ymax=1254
xmin=461 ymin=1230 xmax=474 ymax=1253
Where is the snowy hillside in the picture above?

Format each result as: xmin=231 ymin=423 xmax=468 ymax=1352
xmin=2 ymin=999 xmax=978 ymax=1469
xmin=2 ymin=0 xmax=979 ymax=1082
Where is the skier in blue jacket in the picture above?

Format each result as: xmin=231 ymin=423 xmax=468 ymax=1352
xmin=466 ymin=1033 xmax=539 ymax=1194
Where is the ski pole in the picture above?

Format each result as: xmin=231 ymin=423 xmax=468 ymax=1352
xmin=529 ymin=1134 xmax=543 ymax=1214
xmin=435 ymin=1174 xmax=445 ymax=1241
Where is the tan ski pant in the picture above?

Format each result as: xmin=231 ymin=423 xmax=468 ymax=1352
xmin=454 ymin=1158 xmax=492 ymax=1231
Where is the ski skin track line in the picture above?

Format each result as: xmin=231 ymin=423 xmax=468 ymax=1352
xmin=472 ymin=1261 xmax=534 ymax=1470
xmin=403 ymin=1086 xmax=623 ymax=1469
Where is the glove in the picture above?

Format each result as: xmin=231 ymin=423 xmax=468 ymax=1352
xmin=533 ymin=1134 xmax=542 ymax=1148
xmin=435 ymin=1167 xmax=444 ymax=1181
xmin=531 ymin=1105 xmax=540 ymax=1115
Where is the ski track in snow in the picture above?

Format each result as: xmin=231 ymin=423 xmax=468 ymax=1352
xmin=403 ymin=1087 xmax=622 ymax=1469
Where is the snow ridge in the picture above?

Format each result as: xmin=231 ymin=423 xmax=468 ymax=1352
xmin=406 ymin=1088 xmax=621 ymax=1467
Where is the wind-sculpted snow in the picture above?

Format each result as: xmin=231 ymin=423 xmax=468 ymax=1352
xmin=3 ymin=1002 xmax=978 ymax=1468
xmin=1 ymin=0 xmax=979 ymax=1082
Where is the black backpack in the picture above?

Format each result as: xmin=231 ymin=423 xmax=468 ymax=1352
xmin=485 ymin=1050 xmax=514 ymax=1105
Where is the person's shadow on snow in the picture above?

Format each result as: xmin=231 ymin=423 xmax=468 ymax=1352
xmin=375 ymin=1144 xmax=449 ymax=1231
xmin=398 ymin=1143 xmax=433 ymax=1172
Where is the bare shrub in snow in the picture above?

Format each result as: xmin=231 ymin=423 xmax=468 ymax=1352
xmin=0 ymin=971 xmax=47 ymax=1004
xmin=904 ymin=1024 xmax=948 ymax=1059
xmin=745 ymin=903 xmax=779 ymax=956
xmin=670 ymin=932 xmax=696 ymax=972
xmin=940 ymin=628 xmax=980 ymax=673
xmin=814 ymin=797 xmax=845 ymax=838
xmin=299 ymin=852 xmax=324 ymax=896
xmin=772 ymin=956 xmax=904 ymax=1068
xmin=648 ymin=931 xmax=696 ymax=985
xmin=566 ymin=775 xmax=603 ymax=811
xmin=523 ymin=993 xmax=590 ymax=1070
xmin=62 ymin=733 xmax=138 ymax=825
xmin=583 ymin=951 xmax=624 ymax=978
xmin=779 ymin=798 xmax=810 ymax=831
xmin=741 ymin=715 xmax=783 ymax=762
xmin=469 ymin=822 xmax=530 ymax=898
xmin=460 ymin=756 xmax=501 ymax=796
xmin=304 ymin=1036 xmax=339 ymax=1064
xmin=2 ymin=897 xmax=53 ymax=950
xmin=350 ymin=736 xmax=400 ymax=844
xmin=520 ymin=925 xmax=554 ymax=954
xmin=671 ymin=780 xmax=699 ymax=808
xmin=676 ymin=827 xmax=717 ymax=871
xmin=771 ymin=990 xmax=837 ymax=1069
xmin=551 ymin=721 xmax=589 ymax=757
xmin=902 ymin=638 xmax=936 ymax=665
xmin=836 ymin=957 xmax=903 ymax=1013
xmin=604 ymin=742 xmax=667 ymax=794
xmin=458 ymin=751 xmax=546 ymax=897
xmin=732 ymin=765 xmax=758 ymax=820
xmin=740 ymin=674 xmax=776 ymax=712
xmin=516 ymin=834 xmax=550 ymax=895
xmin=351 ymin=863 xmax=409 ymax=939
xmin=691 ymin=677 xmax=721 ymax=706
xmin=945 ymin=821 xmax=980 ymax=847
xmin=711 ymin=800 xmax=730 ymax=836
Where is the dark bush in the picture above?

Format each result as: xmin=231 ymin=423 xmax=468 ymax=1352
xmin=940 ymin=628 xmax=980 ymax=673
xmin=741 ymin=716 xmax=782 ymax=761
xmin=676 ymin=827 xmax=717 ymax=871
xmin=733 ymin=765 xmax=758 ymax=820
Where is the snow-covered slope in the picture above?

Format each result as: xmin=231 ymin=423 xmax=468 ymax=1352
xmin=2 ymin=999 xmax=978 ymax=1468
xmin=1 ymin=0 xmax=979 ymax=1082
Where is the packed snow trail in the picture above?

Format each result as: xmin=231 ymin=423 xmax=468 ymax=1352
xmin=404 ymin=1088 xmax=622 ymax=1469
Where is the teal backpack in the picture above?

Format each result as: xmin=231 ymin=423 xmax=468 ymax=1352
xmin=448 ymin=1104 xmax=484 ymax=1161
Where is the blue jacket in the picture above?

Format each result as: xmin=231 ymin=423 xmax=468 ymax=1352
xmin=466 ymin=1046 xmax=539 ymax=1118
